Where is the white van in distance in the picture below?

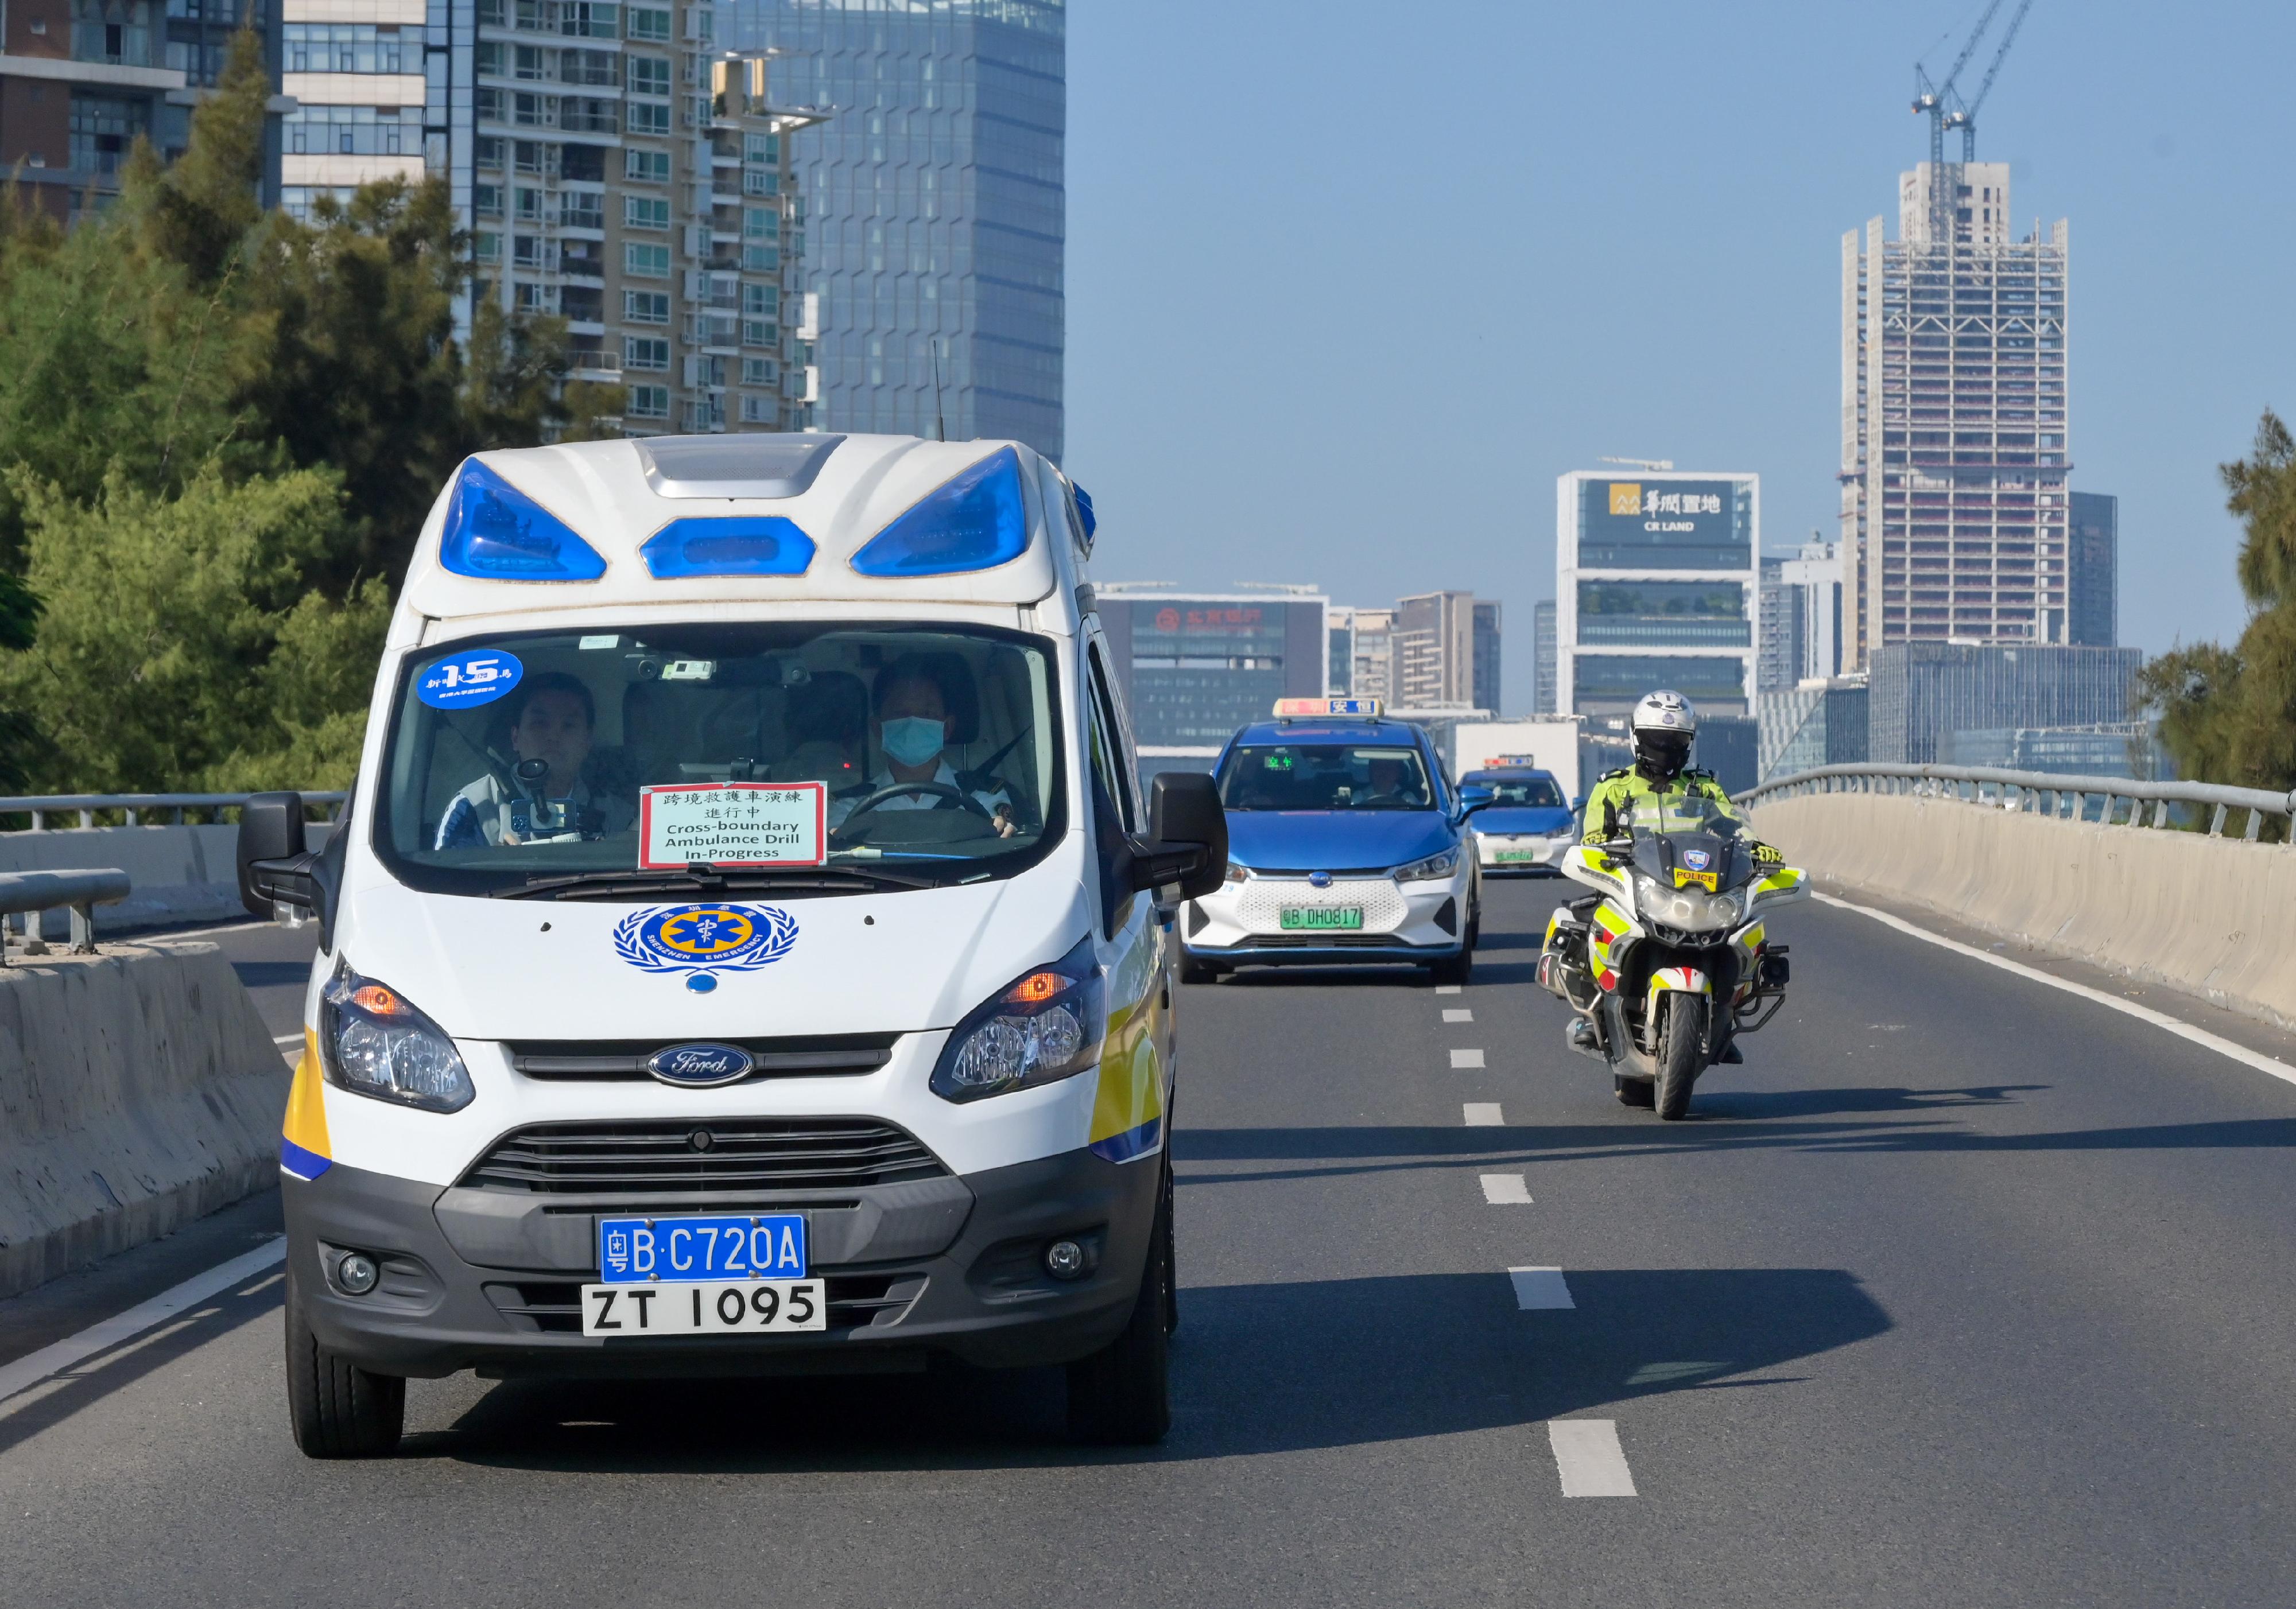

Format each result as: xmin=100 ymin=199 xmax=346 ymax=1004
xmin=238 ymin=433 xmax=1227 ymax=1456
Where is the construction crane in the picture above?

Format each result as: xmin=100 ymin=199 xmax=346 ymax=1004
xmin=1910 ymin=0 xmax=2039 ymax=240
xmin=1943 ymin=0 xmax=2037 ymax=160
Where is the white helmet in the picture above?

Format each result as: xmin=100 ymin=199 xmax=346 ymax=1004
xmin=1630 ymin=690 xmax=1698 ymax=779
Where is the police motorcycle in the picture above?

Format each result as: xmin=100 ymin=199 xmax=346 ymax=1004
xmin=1537 ymin=794 xmax=1808 ymax=1119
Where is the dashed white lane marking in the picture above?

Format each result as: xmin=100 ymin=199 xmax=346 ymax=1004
xmin=1480 ymin=1173 xmax=1531 ymax=1204
xmin=0 ymin=1238 xmax=286 ymax=1406
xmin=1443 ymin=1008 xmax=1473 ymax=1024
xmin=1549 ymin=1420 xmax=1638 ymax=1497
xmin=1509 ymin=1266 xmax=1575 ymax=1309
xmin=1450 ymin=1048 xmax=1485 ymax=1070
xmin=1435 ymin=985 xmax=1463 ymax=996
xmin=1816 ymin=892 xmax=2296 ymax=1088
xmin=272 ymin=1032 xmax=303 ymax=1047
xmin=1463 ymin=1102 xmax=1504 ymax=1126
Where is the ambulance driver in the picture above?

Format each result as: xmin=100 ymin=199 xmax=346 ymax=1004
xmin=435 ymin=672 xmax=633 ymax=848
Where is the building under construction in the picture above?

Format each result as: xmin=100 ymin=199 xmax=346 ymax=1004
xmin=1839 ymin=0 xmax=2068 ymax=670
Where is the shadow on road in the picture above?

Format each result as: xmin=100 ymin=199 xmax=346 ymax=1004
xmin=411 ymin=1266 xmax=1888 ymax=1474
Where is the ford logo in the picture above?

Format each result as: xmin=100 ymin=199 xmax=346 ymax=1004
xmin=1308 ymin=871 xmax=1333 ymax=888
xmin=646 ymin=1043 xmax=755 ymax=1087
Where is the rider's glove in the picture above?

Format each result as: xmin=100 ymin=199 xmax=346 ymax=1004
xmin=1751 ymin=841 xmax=1784 ymax=865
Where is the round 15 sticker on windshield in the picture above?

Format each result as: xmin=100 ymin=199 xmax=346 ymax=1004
xmin=640 ymin=782 xmax=827 ymax=869
xmin=417 ymin=647 xmax=523 ymax=709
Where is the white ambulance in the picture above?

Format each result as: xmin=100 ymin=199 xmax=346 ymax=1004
xmin=239 ymin=433 xmax=1226 ymax=1456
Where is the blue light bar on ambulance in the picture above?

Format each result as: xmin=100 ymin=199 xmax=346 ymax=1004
xmin=850 ymin=446 xmax=1029 ymax=577
xmin=640 ymin=516 xmax=815 ymax=578
xmin=438 ymin=459 xmax=607 ymax=581
xmin=1274 ymin=697 xmax=1382 ymax=717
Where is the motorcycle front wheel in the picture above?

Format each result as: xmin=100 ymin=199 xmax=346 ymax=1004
xmin=1654 ymin=994 xmax=1704 ymax=1121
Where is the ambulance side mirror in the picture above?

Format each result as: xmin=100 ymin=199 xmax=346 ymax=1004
xmin=1133 ymin=772 xmax=1228 ymax=901
xmin=238 ymin=792 xmax=309 ymax=918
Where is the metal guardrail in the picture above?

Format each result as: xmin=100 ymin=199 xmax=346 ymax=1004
xmin=0 ymin=791 xmax=347 ymax=831
xmin=1739 ymin=763 xmax=2296 ymax=842
xmin=0 ymin=869 xmax=130 ymax=962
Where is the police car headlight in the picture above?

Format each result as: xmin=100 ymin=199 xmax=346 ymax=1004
xmin=931 ymin=934 xmax=1106 ymax=1103
xmin=319 ymin=965 xmax=475 ymax=1114
xmin=1631 ymin=875 xmax=1742 ymax=934
xmin=1393 ymin=846 xmax=1461 ymax=883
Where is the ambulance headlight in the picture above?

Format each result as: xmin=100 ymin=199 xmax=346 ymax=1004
xmin=931 ymin=935 xmax=1106 ymax=1103
xmin=320 ymin=965 xmax=475 ymax=1114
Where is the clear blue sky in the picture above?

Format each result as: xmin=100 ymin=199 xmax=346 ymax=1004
xmin=1063 ymin=1 xmax=2296 ymax=713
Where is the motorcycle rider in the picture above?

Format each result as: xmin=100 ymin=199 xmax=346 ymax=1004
xmin=1563 ymin=690 xmax=1780 ymax=1053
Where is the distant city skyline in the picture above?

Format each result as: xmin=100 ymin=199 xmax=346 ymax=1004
xmin=1064 ymin=2 xmax=2295 ymax=716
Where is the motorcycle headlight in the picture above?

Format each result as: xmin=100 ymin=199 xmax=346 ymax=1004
xmin=930 ymin=934 xmax=1107 ymax=1103
xmin=1393 ymin=845 xmax=1462 ymax=883
xmin=1631 ymin=875 xmax=1744 ymax=934
xmin=319 ymin=966 xmax=475 ymax=1113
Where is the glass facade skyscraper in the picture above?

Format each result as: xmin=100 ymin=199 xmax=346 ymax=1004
xmin=719 ymin=0 xmax=1065 ymax=460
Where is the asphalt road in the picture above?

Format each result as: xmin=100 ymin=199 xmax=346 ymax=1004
xmin=6 ymin=883 xmax=2296 ymax=1607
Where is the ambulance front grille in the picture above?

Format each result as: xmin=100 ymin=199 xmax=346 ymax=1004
xmin=459 ymin=1118 xmax=947 ymax=1195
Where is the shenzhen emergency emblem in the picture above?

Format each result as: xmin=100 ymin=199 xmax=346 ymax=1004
xmin=614 ymin=903 xmax=798 ymax=993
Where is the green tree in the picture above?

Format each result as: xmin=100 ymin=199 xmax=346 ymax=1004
xmin=0 ymin=464 xmax=387 ymax=792
xmin=0 ymin=568 xmax=41 ymax=787
xmin=2137 ymin=409 xmax=2296 ymax=809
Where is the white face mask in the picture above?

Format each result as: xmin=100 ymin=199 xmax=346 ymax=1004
xmin=881 ymin=716 xmax=946 ymax=769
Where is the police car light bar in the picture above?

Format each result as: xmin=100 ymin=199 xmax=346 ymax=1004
xmin=1273 ymin=697 xmax=1381 ymax=717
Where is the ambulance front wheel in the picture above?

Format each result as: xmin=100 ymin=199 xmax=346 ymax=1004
xmin=1065 ymin=1164 xmax=1173 ymax=1446
xmin=285 ymin=1275 xmax=405 ymax=1459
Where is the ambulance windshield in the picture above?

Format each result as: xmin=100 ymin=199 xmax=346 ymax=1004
xmin=372 ymin=622 xmax=1064 ymax=897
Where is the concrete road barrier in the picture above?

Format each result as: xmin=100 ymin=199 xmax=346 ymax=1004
xmin=1751 ymin=792 xmax=2296 ymax=1032
xmin=0 ymin=940 xmax=290 ymax=1299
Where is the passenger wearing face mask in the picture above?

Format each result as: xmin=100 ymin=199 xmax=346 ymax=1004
xmin=827 ymin=657 xmax=1014 ymax=833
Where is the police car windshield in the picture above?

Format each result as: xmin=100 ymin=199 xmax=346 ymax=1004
xmin=372 ymin=622 xmax=1064 ymax=897
xmin=1217 ymin=744 xmax=1433 ymax=812
xmin=1464 ymin=772 xmax=1564 ymax=808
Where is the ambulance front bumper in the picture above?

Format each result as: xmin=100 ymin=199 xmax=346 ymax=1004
xmin=284 ymin=1145 xmax=1159 ymax=1379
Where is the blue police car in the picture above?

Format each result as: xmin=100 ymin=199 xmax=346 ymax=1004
xmin=1461 ymin=766 xmax=1575 ymax=875
xmin=1180 ymin=699 xmax=1487 ymax=985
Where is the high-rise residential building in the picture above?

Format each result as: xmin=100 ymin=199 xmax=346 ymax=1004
xmin=1342 ymin=607 xmax=1395 ymax=705
xmin=1394 ymin=590 xmax=1490 ymax=710
xmin=1557 ymin=470 xmax=1759 ymax=717
xmin=2 ymin=0 xmax=283 ymax=218
xmin=1841 ymin=161 xmax=2069 ymax=669
xmin=279 ymin=0 xmax=429 ymax=220
xmin=1759 ymin=537 xmax=1844 ymax=690
xmin=721 ymin=0 xmax=1065 ymax=460
xmin=2068 ymin=491 xmax=2118 ymax=646
xmin=281 ymin=1 xmax=824 ymax=436
xmin=1095 ymin=585 xmax=1328 ymax=786
xmin=1532 ymin=598 xmax=1557 ymax=715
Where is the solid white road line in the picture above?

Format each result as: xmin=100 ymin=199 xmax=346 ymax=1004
xmin=1509 ymin=1267 xmax=1575 ymax=1309
xmin=1435 ymin=985 xmax=1463 ymax=996
xmin=1463 ymin=1102 xmax=1504 ymax=1126
xmin=1443 ymin=1008 xmax=1473 ymax=1024
xmin=1480 ymin=1173 xmax=1531 ymax=1204
xmin=0 ymin=1238 xmax=286 ymax=1406
xmin=1450 ymin=1048 xmax=1485 ymax=1070
xmin=1816 ymin=892 xmax=2296 ymax=1089
xmin=1549 ymin=1420 xmax=1638 ymax=1497
xmin=272 ymin=1032 xmax=303 ymax=1047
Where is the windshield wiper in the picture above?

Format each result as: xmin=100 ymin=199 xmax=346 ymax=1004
xmin=494 ymin=863 xmax=940 ymax=900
